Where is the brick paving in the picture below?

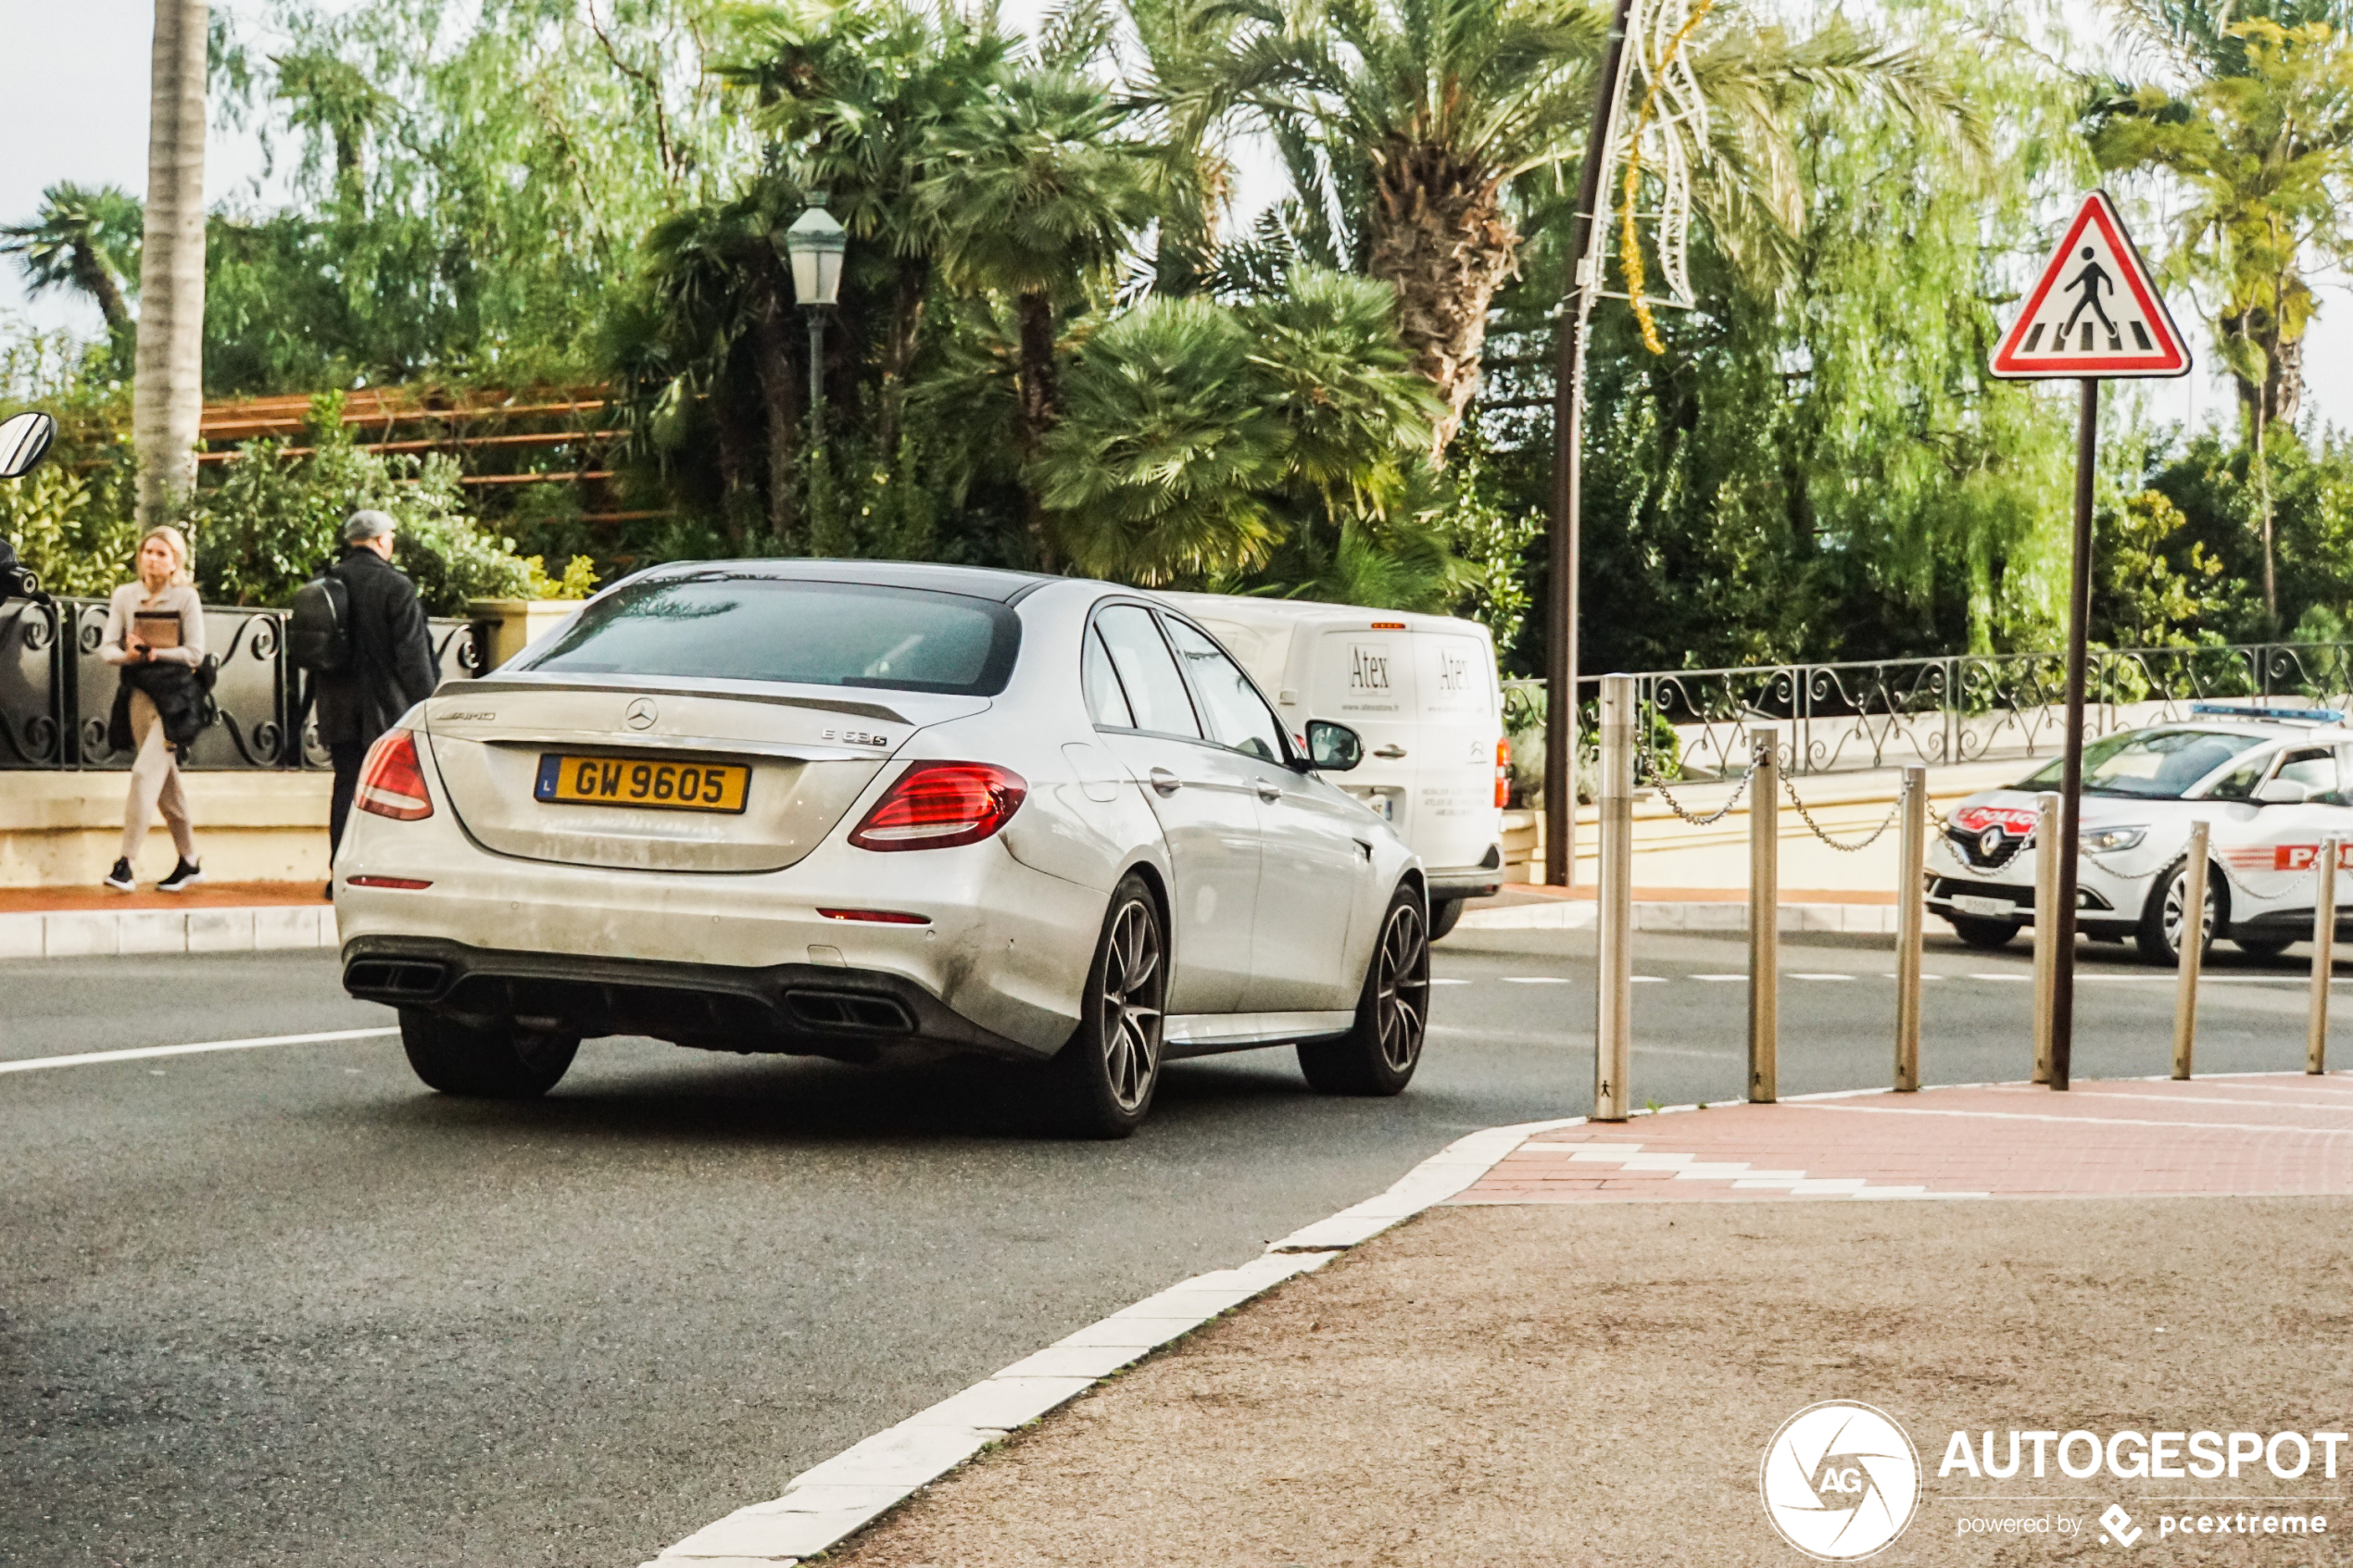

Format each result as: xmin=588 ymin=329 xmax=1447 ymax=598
xmin=1449 ymin=1072 xmax=2353 ymax=1203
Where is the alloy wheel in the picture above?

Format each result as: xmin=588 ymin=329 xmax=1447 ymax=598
xmin=2161 ymin=866 xmax=2216 ymax=958
xmin=1098 ymin=899 xmax=1164 ymax=1112
xmin=1373 ymin=901 xmax=1430 ymax=1073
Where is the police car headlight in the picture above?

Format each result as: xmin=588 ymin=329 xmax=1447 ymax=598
xmin=2080 ymin=825 xmax=2147 ymax=853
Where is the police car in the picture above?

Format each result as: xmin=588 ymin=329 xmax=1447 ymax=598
xmin=1928 ymin=706 xmax=2353 ymax=964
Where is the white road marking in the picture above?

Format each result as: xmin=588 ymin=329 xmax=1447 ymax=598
xmin=1502 ymin=976 xmax=1570 ymax=985
xmin=1969 ymin=972 xmax=2034 ymax=982
xmin=0 ymin=1027 xmax=397 ymax=1076
xmin=1692 ymin=973 xmax=1747 ymax=983
xmin=1428 ymin=978 xmax=1472 ymax=986
xmin=1631 ymin=975 xmax=1668 ymax=985
xmin=2063 ymin=1089 xmax=2353 ymax=1114
xmin=1793 ymin=972 xmax=1856 ymax=982
xmin=1802 ymin=1103 xmax=2353 ymax=1136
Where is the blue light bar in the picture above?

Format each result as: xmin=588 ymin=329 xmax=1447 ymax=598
xmin=2190 ymin=702 xmax=2346 ymax=724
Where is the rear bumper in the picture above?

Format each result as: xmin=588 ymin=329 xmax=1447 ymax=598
xmin=1428 ymin=847 xmax=1504 ymax=903
xmin=343 ymin=935 xmax=1044 ymax=1060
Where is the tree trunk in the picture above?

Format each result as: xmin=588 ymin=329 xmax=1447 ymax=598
xmin=1364 ymin=141 xmax=1517 ymax=464
xmin=749 ymin=269 xmax=803 ymax=553
xmin=878 ymin=259 xmax=928 ymax=457
xmin=71 ymin=244 xmax=132 ymax=336
xmin=1014 ymin=289 xmax=1061 ymax=572
xmin=2221 ymin=297 xmax=2305 ymax=433
xmin=134 ymin=0 xmax=209 ymax=526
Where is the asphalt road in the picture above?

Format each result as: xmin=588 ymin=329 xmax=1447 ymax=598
xmin=1 ymin=926 xmax=2337 ymax=1567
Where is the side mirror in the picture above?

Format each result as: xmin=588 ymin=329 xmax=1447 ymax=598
xmin=1304 ymin=720 xmax=1362 ymax=772
xmin=0 ymin=411 xmax=57 ymax=479
xmin=2254 ymin=777 xmax=2311 ymax=806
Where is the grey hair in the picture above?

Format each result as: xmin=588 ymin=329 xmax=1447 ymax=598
xmin=342 ymin=509 xmax=396 ymax=546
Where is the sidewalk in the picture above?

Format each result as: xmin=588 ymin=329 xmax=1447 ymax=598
xmin=0 ymin=881 xmax=335 ymax=959
xmin=1462 ymin=880 xmax=1908 ymax=935
xmin=763 ymin=1074 xmax=2353 ymax=1567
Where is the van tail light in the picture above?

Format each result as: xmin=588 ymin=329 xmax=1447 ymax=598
xmin=356 ymin=730 xmax=434 ymax=822
xmin=849 ymin=762 xmax=1027 ymax=851
xmin=1495 ymin=737 xmax=1513 ymax=808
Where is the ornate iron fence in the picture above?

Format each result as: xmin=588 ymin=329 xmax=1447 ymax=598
xmin=1509 ymin=643 xmax=2353 ymax=783
xmin=0 ymin=595 xmax=480 ymax=771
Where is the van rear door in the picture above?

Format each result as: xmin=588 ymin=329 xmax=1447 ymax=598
xmin=1410 ymin=632 xmax=1503 ymax=872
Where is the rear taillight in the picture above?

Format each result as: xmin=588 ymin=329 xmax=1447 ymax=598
xmin=356 ymin=730 xmax=434 ymax=822
xmin=1495 ymin=737 xmax=1512 ymax=808
xmin=849 ymin=762 xmax=1026 ymax=851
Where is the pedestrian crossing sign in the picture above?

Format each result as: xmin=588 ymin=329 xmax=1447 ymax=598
xmin=1990 ymin=191 xmax=2190 ymax=380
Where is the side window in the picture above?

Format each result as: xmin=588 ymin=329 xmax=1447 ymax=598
xmin=2206 ymin=759 xmax=2265 ymax=800
xmin=1094 ymin=606 xmax=1201 ymax=738
xmin=1164 ymin=618 xmax=1287 ymax=764
xmin=2276 ymin=748 xmax=2336 ymax=795
xmin=1081 ymin=626 xmax=1134 ymax=729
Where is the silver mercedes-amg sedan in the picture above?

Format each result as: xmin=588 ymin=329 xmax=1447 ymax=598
xmin=333 ymin=560 xmax=1429 ymax=1135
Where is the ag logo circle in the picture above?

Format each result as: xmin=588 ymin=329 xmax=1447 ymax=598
xmin=1759 ymin=1401 xmax=1920 ymax=1561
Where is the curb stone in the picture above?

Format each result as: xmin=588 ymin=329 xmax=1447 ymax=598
xmin=0 ymin=904 xmax=337 ymax=960
xmin=636 ymin=1115 xmax=1586 ymax=1567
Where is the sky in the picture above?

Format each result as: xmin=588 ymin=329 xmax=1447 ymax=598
xmin=1 ymin=0 xmax=2347 ymax=436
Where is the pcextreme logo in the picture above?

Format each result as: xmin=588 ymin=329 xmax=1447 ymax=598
xmin=1761 ymin=1402 xmax=1923 ymax=1561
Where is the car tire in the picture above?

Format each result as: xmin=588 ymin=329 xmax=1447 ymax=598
xmin=1428 ymin=897 xmax=1465 ymax=941
xmin=1046 ymin=873 xmax=1167 ymax=1139
xmin=2233 ymin=935 xmax=2295 ymax=961
xmin=399 ymin=1008 xmax=579 ymax=1098
xmin=1944 ymin=913 xmax=2020 ymax=950
xmin=2135 ymin=857 xmax=2221 ymax=967
xmin=1299 ymin=883 xmax=1430 ymax=1097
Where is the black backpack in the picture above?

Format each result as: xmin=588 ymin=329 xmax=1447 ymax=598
xmin=288 ymin=572 xmax=352 ymax=673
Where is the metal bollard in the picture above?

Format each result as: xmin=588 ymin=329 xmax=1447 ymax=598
xmin=1593 ymin=674 xmax=1636 ymax=1121
xmin=2311 ymin=837 xmax=2338 ymax=1076
xmin=2032 ymin=791 xmax=2061 ymax=1085
xmin=1747 ymin=722 xmax=1780 ymax=1104
xmin=2172 ymin=822 xmax=2208 ymax=1080
xmin=1894 ymin=767 xmax=1926 ymax=1093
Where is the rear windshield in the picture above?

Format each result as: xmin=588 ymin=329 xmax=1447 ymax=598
xmin=520 ymin=576 xmax=1021 ymax=696
xmin=2020 ymin=728 xmax=2267 ymax=798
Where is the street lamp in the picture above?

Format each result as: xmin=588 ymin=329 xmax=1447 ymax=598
xmin=782 ymin=196 xmax=847 ymax=421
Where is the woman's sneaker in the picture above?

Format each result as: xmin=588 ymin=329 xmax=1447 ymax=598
xmin=103 ymin=858 xmax=137 ymax=893
xmin=157 ymin=859 xmax=204 ymax=893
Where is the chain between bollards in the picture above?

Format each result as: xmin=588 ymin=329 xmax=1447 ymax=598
xmin=1747 ymin=722 xmax=1779 ymax=1104
xmin=2032 ymin=792 xmax=2061 ymax=1085
xmin=1894 ymin=767 xmax=1926 ymax=1094
xmin=2310 ymin=838 xmax=2338 ymax=1077
xmin=2171 ymin=822 xmax=2208 ymax=1081
xmin=1593 ymin=674 xmax=1636 ymax=1122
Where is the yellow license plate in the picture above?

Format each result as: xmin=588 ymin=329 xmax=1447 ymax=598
xmin=534 ymin=754 xmax=751 ymax=814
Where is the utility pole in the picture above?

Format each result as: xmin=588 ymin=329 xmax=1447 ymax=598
xmin=1544 ymin=0 xmax=1638 ymax=892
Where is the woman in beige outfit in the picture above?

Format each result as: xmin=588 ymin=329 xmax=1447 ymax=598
xmin=100 ymin=526 xmax=207 ymax=893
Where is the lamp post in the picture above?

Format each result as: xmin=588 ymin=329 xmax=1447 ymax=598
xmin=782 ymin=196 xmax=847 ymax=422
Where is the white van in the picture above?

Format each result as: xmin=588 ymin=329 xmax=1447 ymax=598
xmin=1153 ymin=593 xmax=1507 ymax=935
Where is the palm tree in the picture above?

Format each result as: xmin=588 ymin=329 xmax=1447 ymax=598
xmin=0 ymin=183 xmax=144 ymax=339
xmin=135 ymin=0 xmax=211 ymax=524
xmin=916 ymin=64 xmax=1153 ymax=567
xmin=1206 ymin=0 xmax=1980 ymax=460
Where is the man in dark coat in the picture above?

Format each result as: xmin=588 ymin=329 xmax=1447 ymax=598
xmin=316 ymin=510 xmax=440 ymax=866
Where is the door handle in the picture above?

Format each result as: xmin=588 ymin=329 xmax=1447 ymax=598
xmin=1149 ymin=767 xmax=1182 ymax=796
xmin=1255 ymin=780 xmax=1282 ymax=802
xmin=1372 ymin=744 xmax=1407 ymax=759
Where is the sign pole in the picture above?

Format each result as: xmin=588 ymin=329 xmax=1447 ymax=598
xmin=2049 ymin=378 xmax=2099 ymax=1092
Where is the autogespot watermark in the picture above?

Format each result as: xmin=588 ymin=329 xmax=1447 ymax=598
xmin=1761 ymin=1409 xmax=2347 ymax=1558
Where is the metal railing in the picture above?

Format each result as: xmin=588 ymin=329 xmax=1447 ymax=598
xmin=0 ymin=595 xmax=480 ymax=771
xmin=1511 ymin=641 xmax=2353 ymax=782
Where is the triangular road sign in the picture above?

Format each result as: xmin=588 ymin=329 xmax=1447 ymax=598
xmin=1991 ymin=190 xmax=2191 ymax=380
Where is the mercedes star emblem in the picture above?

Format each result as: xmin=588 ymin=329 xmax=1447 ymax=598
xmin=624 ymin=697 xmax=659 ymax=731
